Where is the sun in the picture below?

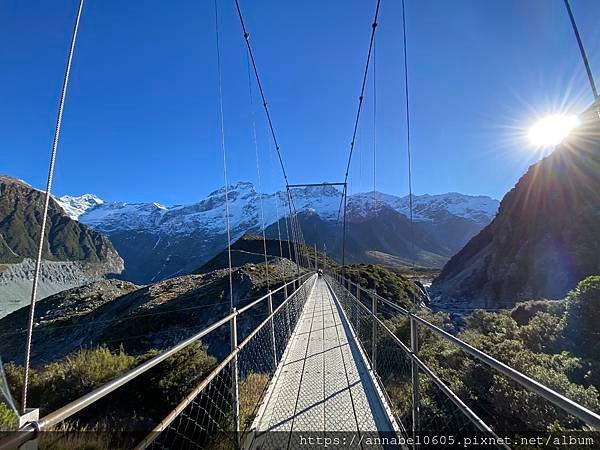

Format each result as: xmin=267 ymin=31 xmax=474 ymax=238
xmin=528 ymin=114 xmax=580 ymax=147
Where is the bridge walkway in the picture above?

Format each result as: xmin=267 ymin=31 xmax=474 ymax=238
xmin=247 ymin=277 xmax=395 ymax=448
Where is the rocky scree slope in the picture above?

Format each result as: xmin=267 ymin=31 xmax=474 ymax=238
xmin=0 ymin=177 xmax=123 ymax=317
xmin=0 ymin=258 xmax=301 ymax=367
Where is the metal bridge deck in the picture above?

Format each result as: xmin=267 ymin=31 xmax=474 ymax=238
xmin=248 ymin=277 xmax=394 ymax=448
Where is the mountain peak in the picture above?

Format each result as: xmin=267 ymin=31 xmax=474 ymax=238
xmin=208 ymin=181 xmax=256 ymax=198
xmin=290 ymin=184 xmax=342 ymax=197
xmin=56 ymin=194 xmax=104 ymax=220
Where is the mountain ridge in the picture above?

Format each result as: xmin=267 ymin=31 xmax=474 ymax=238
xmin=56 ymin=186 xmax=499 ymax=230
xmin=52 ymin=185 xmax=498 ymax=284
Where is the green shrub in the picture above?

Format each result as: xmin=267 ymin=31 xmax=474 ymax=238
xmin=129 ymin=342 xmax=217 ymax=418
xmin=511 ymin=299 xmax=566 ymax=326
xmin=519 ymin=312 xmax=565 ymax=353
xmin=0 ymin=401 xmax=17 ymax=431
xmin=565 ymin=276 xmax=600 ymax=359
xmin=384 ymin=277 xmax=600 ymax=433
xmin=339 ymin=264 xmax=421 ymax=309
xmin=4 ymin=343 xmax=217 ymax=428
xmin=239 ymin=372 xmax=270 ymax=430
xmin=5 ymin=346 xmax=136 ymax=414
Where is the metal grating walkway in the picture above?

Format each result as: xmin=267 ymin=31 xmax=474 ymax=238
xmin=247 ymin=277 xmax=394 ymax=448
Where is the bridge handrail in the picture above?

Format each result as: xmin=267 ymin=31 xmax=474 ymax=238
xmin=325 ymin=276 xmax=501 ymax=441
xmin=332 ymin=272 xmax=600 ymax=431
xmin=0 ymin=273 xmax=312 ymax=450
xmin=136 ymin=273 xmax=317 ymax=449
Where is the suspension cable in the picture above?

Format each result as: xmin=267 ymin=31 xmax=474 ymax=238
xmin=246 ymin=49 xmax=270 ymax=288
xmin=265 ymin=124 xmax=287 ymax=282
xmin=273 ymin=193 xmax=285 ymax=279
xmin=234 ymin=0 xmax=290 ymax=188
xmin=286 ymin=190 xmax=302 ymax=272
xmin=22 ymin=0 xmax=84 ymax=414
xmin=336 ymin=0 xmax=382 ymax=224
xmin=373 ymin=33 xmax=378 ymax=209
xmin=401 ymin=0 xmax=416 ymax=268
xmin=214 ymin=0 xmax=234 ymax=308
xmin=563 ymin=0 xmax=598 ymax=100
xmin=282 ymin=203 xmax=294 ymax=267
xmin=234 ymin=0 xmax=309 ymax=278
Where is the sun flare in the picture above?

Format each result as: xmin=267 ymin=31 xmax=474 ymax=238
xmin=528 ymin=114 xmax=580 ymax=147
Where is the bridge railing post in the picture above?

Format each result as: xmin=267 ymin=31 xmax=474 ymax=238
xmin=356 ymin=283 xmax=361 ymax=337
xmin=230 ymin=308 xmax=240 ymax=448
xmin=371 ymin=290 xmax=377 ymax=373
xmin=410 ymin=315 xmax=420 ymax=442
xmin=267 ymin=290 xmax=277 ymax=367
xmin=284 ymin=284 xmax=291 ymax=339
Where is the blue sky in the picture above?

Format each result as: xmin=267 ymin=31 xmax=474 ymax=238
xmin=1 ymin=0 xmax=599 ymax=205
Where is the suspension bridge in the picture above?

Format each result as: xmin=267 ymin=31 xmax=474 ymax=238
xmin=2 ymin=0 xmax=600 ymax=449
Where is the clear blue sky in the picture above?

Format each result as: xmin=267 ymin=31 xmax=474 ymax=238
xmin=1 ymin=0 xmax=599 ymax=205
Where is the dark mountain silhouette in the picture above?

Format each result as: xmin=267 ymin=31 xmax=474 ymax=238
xmin=431 ymin=101 xmax=600 ymax=308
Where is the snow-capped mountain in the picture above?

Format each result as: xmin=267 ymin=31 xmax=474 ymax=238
xmin=55 ymin=182 xmax=498 ymax=283
xmin=57 ymin=183 xmax=497 ymax=234
xmin=55 ymin=194 xmax=104 ymax=220
xmin=345 ymin=191 xmax=498 ymax=225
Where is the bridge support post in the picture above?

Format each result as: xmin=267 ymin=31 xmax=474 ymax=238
xmin=410 ymin=315 xmax=420 ymax=443
xmin=17 ymin=409 xmax=39 ymax=450
xmin=230 ymin=309 xmax=240 ymax=448
xmin=371 ymin=291 xmax=377 ymax=373
xmin=284 ymin=282 xmax=291 ymax=336
xmin=268 ymin=290 xmax=277 ymax=367
xmin=356 ymin=283 xmax=361 ymax=337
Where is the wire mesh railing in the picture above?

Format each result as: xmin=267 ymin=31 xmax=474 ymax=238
xmin=137 ymin=274 xmax=316 ymax=449
xmin=327 ymin=275 xmax=487 ymax=442
xmin=0 ymin=273 xmax=316 ymax=450
xmin=326 ymin=272 xmax=600 ymax=444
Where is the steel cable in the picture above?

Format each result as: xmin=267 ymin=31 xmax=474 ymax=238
xmin=213 ymin=0 xmax=235 ymax=309
xmin=21 ymin=0 xmax=85 ymax=414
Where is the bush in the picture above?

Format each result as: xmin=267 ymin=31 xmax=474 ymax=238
xmin=339 ymin=264 xmax=422 ymax=309
xmin=128 ymin=342 xmax=217 ymax=418
xmin=5 ymin=346 xmax=136 ymax=414
xmin=511 ymin=299 xmax=566 ymax=326
xmin=519 ymin=312 xmax=565 ymax=353
xmin=389 ymin=279 xmax=600 ymax=433
xmin=565 ymin=276 xmax=600 ymax=359
xmin=4 ymin=343 xmax=217 ymax=429
xmin=239 ymin=372 xmax=270 ymax=430
xmin=0 ymin=402 xmax=17 ymax=431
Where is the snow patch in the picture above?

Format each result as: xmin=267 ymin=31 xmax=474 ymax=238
xmin=55 ymin=194 xmax=104 ymax=220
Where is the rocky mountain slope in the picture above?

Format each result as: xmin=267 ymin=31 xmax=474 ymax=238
xmin=0 ymin=256 xmax=300 ymax=366
xmin=0 ymin=177 xmax=123 ymax=317
xmin=196 ymin=234 xmax=296 ymax=273
xmin=0 ymin=238 xmax=424 ymax=367
xmin=55 ymin=184 xmax=498 ymax=284
xmin=265 ymin=206 xmax=474 ymax=268
xmin=431 ymin=101 xmax=600 ymax=309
